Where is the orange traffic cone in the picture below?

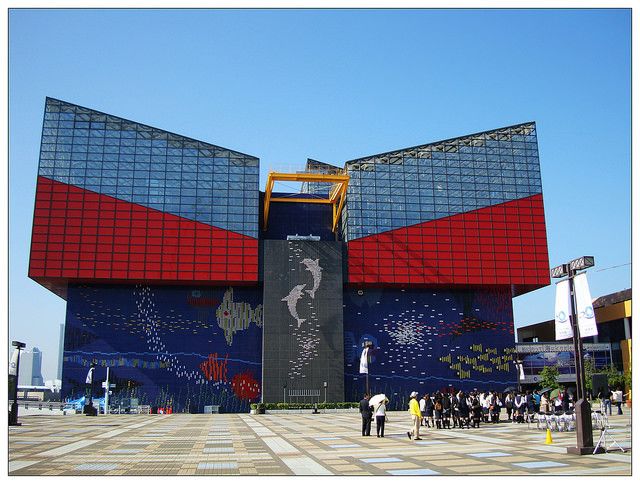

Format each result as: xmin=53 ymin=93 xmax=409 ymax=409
xmin=545 ymin=428 xmax=553 ymax=444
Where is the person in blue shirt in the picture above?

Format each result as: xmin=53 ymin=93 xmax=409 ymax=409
xmin=533 ymin=391 xmax=541 ymax=413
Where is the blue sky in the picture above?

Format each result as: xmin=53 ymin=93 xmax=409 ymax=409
xmin=8 ymin=9 xmax=631 ymax=379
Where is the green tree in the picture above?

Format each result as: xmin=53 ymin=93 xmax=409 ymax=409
xmin=603 ymin=365 xmax=625 ymax=389
xmin=623 ymin=370 xmax=632 ymax=391
xmin=539 ymin=365 xmax=560 ymax=390
xmin=584 ymin=357 xmax=596 ymax=395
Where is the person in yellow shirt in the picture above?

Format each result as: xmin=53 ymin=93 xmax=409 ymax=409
xmin=407 ymin=391 xmax=423 ymax=440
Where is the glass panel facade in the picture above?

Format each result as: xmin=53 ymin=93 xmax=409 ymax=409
xmin=30 ymin=98 xmax=259 ymax=288
xmin=39 ymin=98 xmax=259 ymax=238
xmin=341 ymin=123 xmax=541 ymax=241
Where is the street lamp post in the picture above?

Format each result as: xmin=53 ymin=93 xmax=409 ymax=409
xmin=551 ymin=256 xmax=600 ymax=454
xmin=9 ymin=341 xmax=26 ymax=426
xmin=84 ymin=362 xmax=97 ymax=416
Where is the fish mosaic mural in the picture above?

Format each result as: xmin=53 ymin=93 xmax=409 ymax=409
xmin=281 ymin=284 xmax=307 ymax=328
xmin=301 ymin=258 xmax=322 ymax=298
xmin=343 ymin=287 xmax=516 ymax=408
xmin=216 ymin=288 xmax=263 ymax=345
xmin=62 ymin=284 xmax=263 ymax=413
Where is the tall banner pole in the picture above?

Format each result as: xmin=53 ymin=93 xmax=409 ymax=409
xmin=552 ymin=257 xmax=599 ymax=455
xmin=9 ymin=345 xmax=24 ymax=426
xmin=366 ymin=352 xmax=370 ymax=396
xmin=567 ymin=269 xmax=595 ymax=454
xmin=104 ymin=367 xmax=110 ymax=415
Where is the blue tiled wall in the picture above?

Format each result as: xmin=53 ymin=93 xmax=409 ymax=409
xmin=343 ymin=287 xmax=517 ymax=409
xmin=62 ymin=284 xmax=263 ymax=412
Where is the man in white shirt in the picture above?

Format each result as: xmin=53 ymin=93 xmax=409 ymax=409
xmin=419 ymin=394 xmax=427 ymax=426
xmin=481 ymin=392 xmax=490 ymax=423
xmin=612 ymin=388 xmax=624 ymax=415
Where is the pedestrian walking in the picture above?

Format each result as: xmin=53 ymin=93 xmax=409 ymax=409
xmin=612 ymin=387 xmax=624 ymax=415
xmin=433 ymin=392 xmax=443 ymax=429
xmin=451 ymin=391 xmax=460 ymax=428
xmin=598 ymin=387 xmax=612 ymax=415
xmin=562 ymin=388 xmax=570 ymax=413
xmin=540 ymin=392 xmax=549 ymax=414
xmin=419 ymin=394 xmax=428 ymax=426
xmin=481 ymin=391 xmax=490 ymax=423
xmin=533 ymin=391 xmax=541 ymax=413
xmin=374 ymin=397 xmax=388 ymax=437
xmin=525 ymin=390 xmax=535 ymax=421
xmin=458 ymin=391 xmax=470 ymax=429
xmin=359 ymin=393 xmax=373 ymax=436
xmin=425 ymin=392 xmax=434 ymax=428
xmin=471 ymin=397 xmax=482 ymax=428
xmin=489 ymin=391 xmax=501 ymax=423
xmin=514 ymin=391 xmax=525 ymax=423
xmin=442 ymin=393 xmax=452 ymax=429
xmin=407 ymin=391 xmax=422 ymax=440
xmin=505 ymin=391 xmax=514 ymax=421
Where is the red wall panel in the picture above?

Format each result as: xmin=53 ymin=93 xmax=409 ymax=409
xmin=29 ymin=176 xmax=258 ymax=296
xmin=347 ymin=194 xmax=549 ymax=292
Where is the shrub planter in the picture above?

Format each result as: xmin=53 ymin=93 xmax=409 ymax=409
xmin=250 ymin=403 xmax=358 ymax=414
xmin=265 ymin=408 xmax=359 ymax=414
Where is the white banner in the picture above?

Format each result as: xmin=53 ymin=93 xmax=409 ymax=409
xmin=85 ymin=367 xmax=94 ymax=384
xmin=574 ymin=273 xmax=598 ymax=338
xmin=9 ymin=349 xmax=19 ymax=376
xmin=554 ymin=280 xmax=573 ymax=340
xmin=518 ymin=362 xmax=525 ymax=381
xmin=359 ymin=347 xmax=369 ymax=374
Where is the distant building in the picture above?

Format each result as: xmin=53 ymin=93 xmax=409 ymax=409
xmin=31 ymin=347 xmax=45 ymax=386
xmin=17 ymin=350 xmax=33 ymax=386
xmin=18 ymin=348 xmax=45 ymax=386
xmin=517 ymin=288 xmax=632 ymax=374
xmin=57 ymin=324 xmax=64 ymax=380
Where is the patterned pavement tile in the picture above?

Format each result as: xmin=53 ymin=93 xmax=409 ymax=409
xmin=447 ymin=464 xmax=511 ymax=473
xmin=8 ymin=411 xmax=632 ymax=476
xmin=467 ymin=451 xmax=512 ymax=457
xmin=387 ymin=468 xmax=440 ymax=475
xmin=360 ymin=457 xmax=403 ymax=463
xmin=514 ymin=460 xmax=570 ymax=469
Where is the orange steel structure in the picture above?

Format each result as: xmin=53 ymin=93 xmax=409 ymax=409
xmin=263 ymin=172 xmax=350 ymax=232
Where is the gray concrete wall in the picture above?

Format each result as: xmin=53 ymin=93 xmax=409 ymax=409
xmin=262 ymin=240 xmax=344 ymax=403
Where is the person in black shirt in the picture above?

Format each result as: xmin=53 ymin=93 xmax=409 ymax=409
xmin=526 ymin=390 xmax=535 ymax=417
xmin=562 ymin=388 xmax=570 ymax=413
xmin=425 ymin=393 xmax=434 ymax=428
xmin=471 ymin=397 xmax=482 ymax=428
xmin=434 ymin=393 xmax=443 ymax=429
xmin=359 ymin=393 xmax=373 ymax=436
xmin=442 ymin=393 xmax=452 ymax=429
xmin=458 ymin=391 xmax=470 ymax=429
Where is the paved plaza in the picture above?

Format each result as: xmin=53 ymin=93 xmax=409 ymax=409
xmin=8 ymin=410 xmax=632 ymax=476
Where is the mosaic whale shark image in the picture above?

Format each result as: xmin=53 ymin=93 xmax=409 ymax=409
xmin=301 ymin=258 xmax=322 ymax=298
xmin=216 ymin=288 xmax=264 ymax=345
xmin=281 ymin=284 xmax=307 ymax=327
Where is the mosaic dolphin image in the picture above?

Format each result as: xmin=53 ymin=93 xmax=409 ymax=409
xmin=301 ymin=258 xmax=322 ymax=298
xmin=282 ymin=284 xmax=307 ymax=327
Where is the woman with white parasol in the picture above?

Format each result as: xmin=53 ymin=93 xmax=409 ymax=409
xmin=369 ymin=393 xmax=389 ymax=438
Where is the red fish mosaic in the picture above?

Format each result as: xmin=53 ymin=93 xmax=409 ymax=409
xmin=199 ymin=353 xmax=229 ymax=382
xmin=231 ymin=370 xmax=260 ymax=400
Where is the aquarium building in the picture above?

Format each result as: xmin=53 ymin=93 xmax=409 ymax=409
xmin=29 ymin=98 xmax=549 ymax=411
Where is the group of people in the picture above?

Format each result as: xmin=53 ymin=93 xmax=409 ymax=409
xmin=407 ymin=389 xmax=508 ymax=439
xmin=359 ymin=393 xmax=389 ymax=438
xmin=597 ymin=386 xmax=627 ymax=416
xmin=361 ymin=385 xmax=626 ymax=441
